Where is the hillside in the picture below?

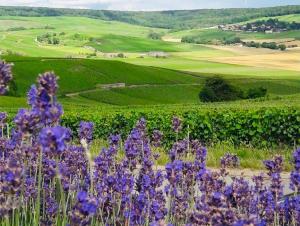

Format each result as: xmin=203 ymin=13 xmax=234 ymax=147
xmin=0 ymin=16 xmax=208 ymax=57
xmin=1 ymin=5 xmax=300 ymax=29
xmin=2 ymin=56 xmax=205 ymax=96
xmin=1 ymin=55 xmax=300 ymax=108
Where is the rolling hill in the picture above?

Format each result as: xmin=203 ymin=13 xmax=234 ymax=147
xmin=1 ymin=5 xmax=300 ymax=29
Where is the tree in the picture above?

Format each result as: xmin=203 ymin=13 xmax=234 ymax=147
xmin=199 ymin=77 xmax=243 ymax=102
xmin=52 ymin=37 xmax=60 ymax=45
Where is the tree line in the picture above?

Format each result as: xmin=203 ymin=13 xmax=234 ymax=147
xmin=1 ymin=5 xmax=300 ymax=29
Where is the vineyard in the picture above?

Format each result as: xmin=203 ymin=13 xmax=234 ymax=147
xmin=58 ymin=108 xmax=300 ymax=148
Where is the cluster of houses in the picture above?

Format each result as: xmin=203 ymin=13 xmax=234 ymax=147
xmin=218 ymin=23 xmax=287 ymax=34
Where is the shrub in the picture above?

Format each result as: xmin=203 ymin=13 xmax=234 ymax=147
xmin=247 ymin=87 xmax=267 ymax=99
xmin=117 ymin=53 xmax=125 ymax=58
xmin=148 ymin=31 xmax=163 ymax=40
xmin=278 ymin=44 xmax=287 ymax=51
xmin=199 ymin=77 xmax=243 ymax=102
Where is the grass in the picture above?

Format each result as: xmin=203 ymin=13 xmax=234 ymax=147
xmin=80 ymin=85 xmax=203 ymax=105
xmin=0 ymin=16 xmax=210 ymax=56
xmin=86 ymin=34 xmax=182 ymax=53
xmin=122 ymin=56 xmax=300 ymax=79
xmin=168 ymin=27 xmax=300 ymax=41
xmin=170 ymin=29 xmax=237 ymax=40
xmin=89 ymin=139 xmax=295 ymax=170
xmin=0 ymin=16 xmax=168 ymax=57
xmin=2 ymin=56 xmax=204 ymax=96
xmin=0 ymin=15 xmax=300 ymax=110
xmin=1 ymin=54 xmax=300 ymax=108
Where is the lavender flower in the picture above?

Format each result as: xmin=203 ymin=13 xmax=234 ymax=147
xmin=221 ymin=153 xmax=240 ymax=168
xmin=0 ymin=112 xmax=7 ymax=125
xmin=291 ymin=148 xmax=300 ymax=191
xmin=151 ymin=130 xmax=163 ymax=147
xmin=0 ymin=61 xmax=13 ymax=95
xmin=38 ymin=71 xmax=58 ymax=96
xmin=79 ymin=121 xmax=94 ymax=144
xmin=70 ymin=191 xmax=98 ymax=226
xmin=264 ymin=156 xmax=283 ymax=201
xmin=172 ymin=116 xmax=182 ymax=133
xmin=39 ymin=126 xmax=71 ymax=155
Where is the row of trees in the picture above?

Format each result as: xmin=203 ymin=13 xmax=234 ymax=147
xmin=244 ymin=41 xmax=286 ymax=51
xmin=182 ymin=35 xmax=242 ymax=45
xmin=1 ymin=5 xmax=300 ymax=29
xmin=182 ymin=35 xmax=287 ymax=51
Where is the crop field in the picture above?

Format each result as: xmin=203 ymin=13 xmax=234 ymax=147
xmin=0 ymin=10 xmax=299 ymax=155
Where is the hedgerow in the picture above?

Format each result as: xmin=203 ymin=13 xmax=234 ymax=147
xmin=61 ymin=108 xmax=300 ymax=148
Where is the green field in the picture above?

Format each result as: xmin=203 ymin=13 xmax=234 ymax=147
xmin=0 ymin=16 xmax=169 ymax=56
xmin=3 ymin=56 xmax=205 ymax=96
xmin=1 ymin=55 xmax=299 ymax=109
xmin=169 ymin=27 xmax=300 ymax=41
xmin=80 ymin=85 xmax=202 ymax=105
xmin=0 ymin=9 xmax=300 ymax=111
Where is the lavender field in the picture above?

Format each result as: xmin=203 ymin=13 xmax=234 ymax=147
xmin=1 ymin=59 xmax=300 ymax=226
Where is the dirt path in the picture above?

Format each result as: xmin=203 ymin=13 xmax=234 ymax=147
xmin=154 ymin=165 xmax=292 ymax=194
xmin=65 ymin=83 xmax=201 ymax=97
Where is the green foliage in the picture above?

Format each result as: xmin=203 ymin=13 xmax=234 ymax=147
xmin=182 ymin=31 xmax=241 ymax=45
xmin=244 ymin=41 xmax=287 ymax=50
xmin=243 ymin=18 xmax=300 ymax=32
xmin=37 ymin=32 xmax=60 ymax=45
xmin=59 ymin=108 xmax=300 ymax=148
xmin=148 ymin=31 xmax=164 ymax=40
xmin=246 ymin=87 xmax=267 ymax=99
xmin=199 ymin=77 xmax=243 ymax=102
xmin=278 ymin=44 xmax=287 ymax=51
xmin=1 ymin=5 xmax=300 ymax=29
xmin=6 ymin=26 xmax=26 ymax=31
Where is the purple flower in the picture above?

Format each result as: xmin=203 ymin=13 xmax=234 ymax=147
xmin=27 ymin=85 xmax=38 ymax=107
xmin=172 ymin=116 xmax=182 ymax=133
xmin=291 ymin=148 xmax=300 ymax=191
xmin=264 ymin=156 xmax=283 ymax=200
xmin=152 ymin=130 xmax=163 ymax=147
xmin=0 ymin=61 xmax=13 ymax=95
xmin=38 ymin=71 xmax=58 ymax=96
xmin=109 ymin=134 xmax=121 ymax=146
xmin=39 ymin=126 xmax=71 ymax=155
xmin=70 ymin=191 xmax=98 ymax=226
xmin=14 ymin=108 xmax=41 ymax=134
xmin=0 ymin=112 xmax=7 ymax=125
xmin=79 ymin=121 xmax=94 ymax=144
xmin=220 ymin=153 xmax=240 ymax=168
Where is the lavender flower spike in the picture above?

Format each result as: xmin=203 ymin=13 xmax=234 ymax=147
xmin=0 ymin=60 xmax=13 ymax=95
xmin=79 ymin=121 xmax=94 ymax=144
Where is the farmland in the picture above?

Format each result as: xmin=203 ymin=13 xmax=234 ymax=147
xmin=0 ymin=7 xmax=300 ymax=145
xmin=1 ymin=4 xmax=300 ymax=226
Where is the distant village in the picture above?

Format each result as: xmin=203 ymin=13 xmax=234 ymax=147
xmin=219 ymin=18 xmax=300 ymax=33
